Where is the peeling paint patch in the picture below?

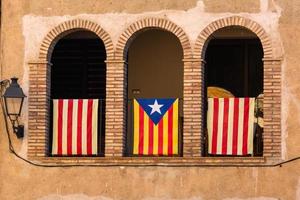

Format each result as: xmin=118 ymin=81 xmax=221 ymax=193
xmin=260 ymin=0 xmax=268 ymax=12
xmin=22 ymin=0 xmax=283 ymax=60
xmin=38 ymin=194 xmax=113 ymax=200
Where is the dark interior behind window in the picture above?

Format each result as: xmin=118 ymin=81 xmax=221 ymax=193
xmin=205 ymin=39 xmax=263 ymax=97
xmin=49 ymin=31 xmax=106 ymax=156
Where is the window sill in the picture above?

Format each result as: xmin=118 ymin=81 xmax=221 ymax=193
xmin=34 ymin=156 xmax=267 ymax=167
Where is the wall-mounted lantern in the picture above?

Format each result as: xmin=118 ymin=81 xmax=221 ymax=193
xmin=2 ymin=77 xmax=26 ymax=138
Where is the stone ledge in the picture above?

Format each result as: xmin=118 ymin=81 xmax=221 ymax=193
xmin=32 ymin=156 xmax=267 ymax=166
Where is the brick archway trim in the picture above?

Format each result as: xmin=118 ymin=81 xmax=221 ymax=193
xmin=115 ymin=17 xmax=192 ymax=59
xmin=194 ymin=16 xmax=273 ymax=59
xmin=194 ymin=16 xmax=282 ymax=159
xmin=38 ymin=19 xmax=114 ymax=61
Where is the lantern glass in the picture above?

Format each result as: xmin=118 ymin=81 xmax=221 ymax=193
xmin=4 ymin=97 xmax=24 ymax=117
xmin=2 ymin=77 xmax=26 ymax=119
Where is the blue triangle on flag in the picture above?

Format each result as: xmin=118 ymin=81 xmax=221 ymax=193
xmin=136 ymin=98 xmax=176 ymax=125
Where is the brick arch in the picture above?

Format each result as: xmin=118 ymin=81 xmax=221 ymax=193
xmin=194 ymin=16 xmax=282 ymax=159
xmin=38 ymin=19 xmax=114 ymax=62
xmin=115 ymin=17 xmax=192 ymax=59
xmin=194 ymin=16 xmax=273 ymax=59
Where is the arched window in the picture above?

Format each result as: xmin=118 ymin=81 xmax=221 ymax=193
xmin=49 ymin=30 xmax=106 ymax=156
xmin=204 ymin=26 xmax=263 ymax=156
xmin=125 ymin=29 xmax=183 ymax=156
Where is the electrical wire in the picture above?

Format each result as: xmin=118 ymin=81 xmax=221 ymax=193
xmin=0 ymin=81 xmax=300 ymax=168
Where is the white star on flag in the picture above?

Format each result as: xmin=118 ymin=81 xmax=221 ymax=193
xmin=149 ymin=100 xmax=163 ymax=115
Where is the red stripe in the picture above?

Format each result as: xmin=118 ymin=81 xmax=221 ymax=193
xmin=77 ymin=100 xmax=83 ymax=155
xmin=168 ymin=105 xmax=173 ymax=155
xmin=87 ymin=99 xmax=93 ymax=155
xmin=67 ymin=100 xmax=73 ymax=155
xmin=148 ymin=119 xmax=154 ymax=155
xmin=242 ymin=98 xmax=250 ymax=155
xmin=138 ymin=106 xmax=144 ymax=155
xmin=57 ymin=100 xmax=63 ymax=155
xmin=222 ymin=98 xmax=229 ymax=154
xmin=158 ymin=119 xmax=163 ymax=155
xmin=211 ymin=98 xmax=219 ymax=154
xmin=232 ymin=98 xmax=239 ymax=155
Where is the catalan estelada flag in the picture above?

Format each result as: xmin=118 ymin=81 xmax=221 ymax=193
xmin=133 ymin=98 xmax=179 ymax=156
xmin=52 ymin=99 xmax=98 ymax=156
xmin=207 ymin=98 xmax=255 ymax=155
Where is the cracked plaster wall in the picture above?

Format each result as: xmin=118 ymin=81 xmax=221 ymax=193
xmin=0 ymin=0 xmax=299 ymax=199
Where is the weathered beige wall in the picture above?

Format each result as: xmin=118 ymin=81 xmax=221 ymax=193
xmin=0 ymin=0 xmax=300 ymax=199
xmin=128 ymin=29 xmax=183 ymax=99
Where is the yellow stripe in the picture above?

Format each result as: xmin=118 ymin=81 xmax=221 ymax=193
xmin=207 ymin=98 xmax=213 ymax=154
xmin=248 ymin=98 xmax=255 ymax=155
xmin=143 ymin=112 xmax=149 ymax=155
xmin=72 ymin=100 xmax=78 ymax=155
xmin=52 ymin=100 xmax=58 ymax=155
xmin=227 ymin=98 xmax=234 ymax=155
xmin=163 ymin=112 xmax=168 ymax=155
xmin=237 ymin=98 xmax=244 ymax=155
xmin=81 ymin=100 xmax=88 ymax=155
xmin=172 ymin=99 xmax=179 ymax=155
xmin=153 ymin=123 xmax=158 ymax=155
xmin=217 ymin=98 xmax=224 ymax=154
xmin=92 ymin=100 xmax=98 ymax=155
xmin=62 ymin=100 xmax=68 ymax=155
xmin=133 ymin=99 xmax=139 ymax=155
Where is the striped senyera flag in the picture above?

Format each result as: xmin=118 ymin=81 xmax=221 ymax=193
xmin=133 ymin=98 xmax=179 ymax=156
xmin=52 ymin=99 xmax=98 ymax=156
xmin=207 ymin=98 xmax=255 ymax=155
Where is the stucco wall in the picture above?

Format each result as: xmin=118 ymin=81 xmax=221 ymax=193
xmin=0 ymin=0 xmax=299 ymax=199
xmin=128 ymin=29 xmax=183 ymax=99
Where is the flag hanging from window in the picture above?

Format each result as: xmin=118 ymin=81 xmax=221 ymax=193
xmin=52 ymin=99 xmax=98 ymax=156
xmin=133 ymin=98 xmax=179 ymax=156
xmin=207 ymin=98 xmax=255 ymax=155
